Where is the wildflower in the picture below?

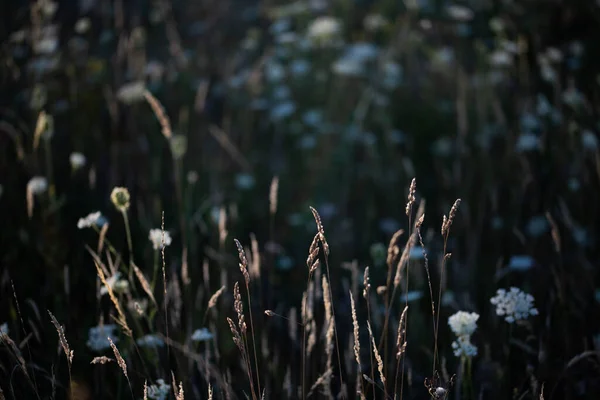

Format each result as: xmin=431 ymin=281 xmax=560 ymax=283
xmin=363 ymin=14 xmax=387 ymax=31
xmin=75 ymin=18 xmax=91 ymax=34
xmin=148 ymin=229 xmax=172 ymax=250
xmin=508 ymin=255 xmax=535 ymax=271
xmin=110 ymin=187 xmax=130 ymax=212
xmin=451 ymin=335 xmax=478 ymax=357
xmin=307 ymin=16 xmax=342 ymax=44
xmin=116 ymin=81 xmax=146 ymax=104
xmin=490 ymin=287 xmax=538 ymax=323
xmin=147 ymin=379 xmax=171 ymax=400
xmin=87 ymin=324 xmax=119 ymax=351
xmin=77 ymin=211 xmax=104 ymax=229
xmin=582 ymin=130 xmax=598 ymax=151
xmin=448 ymin=311 xmax=479 ymax=337
xmin=136 ymin=334 xmax=164 ymax=348
xmin=186 ymin=171 xmax=198 ymax=184
xmin=489 ymin=50 xmax=513 ymax=67
xmin=191 ymin=328 xmax=213 ymax=342
xmin=100 ymin=272 xmax=129 ymax=296
xmin=127 ymin=298 xmax=148 ymax=315
xmin=448 ymin=310 xmax=479 ymax=358
xmin=446 ymin=4 xmax=474 ymax=22
xmin=516 ymin=133 xmax=540 ymax=152
xmin=27 ymin=176 xmax=48 ymax=195
xmin=0 ymin=323 xmax=8 ymax=335
xmin=69 ymin=152 xmax=86 ymax=170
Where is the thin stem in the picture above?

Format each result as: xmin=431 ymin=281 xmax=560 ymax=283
xmin=121 ymin=210 xmax=134 ymax=281
xmin=433 ymin=234 xmax=449 ymax=375
xmin=302 ymin=272 xmax=313 ymax=400
xmin=245 ymin=283 xmax=262 ymax=397
xmin=323 ymin=256 xmax=345 ymax=399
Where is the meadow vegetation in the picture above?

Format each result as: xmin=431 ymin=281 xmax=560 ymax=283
xmin=1 ymin=0 xmax=600 ymax=399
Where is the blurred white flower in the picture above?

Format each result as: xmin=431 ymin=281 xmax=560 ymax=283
xmin=489 ymin=17 xmax=505 ymax=32
xmin=546 ymin=47 xmax=563 ymax=63
xmin=147 ymin=379 xmax=171 ymax=400
xmin=145 ymin=61 xmax=165 ymax=82
xmin=235 ymin=173 xmax=256 ymax=190
xmin=500 ymin=40 xmax=520 ymax=54
xmin=70 ymin=152 xmax=86 ymax=170
xmin=136 ymin=334 xmax=164 ymax=348
xmin=27 ymin=176 xmax=48 ymax=195
xmin=490 ymin=287 xmax=538 ymax=323
xmin=516 ymin=133 xmax=540 ymax=152
xmin=75 ymin=18 xmax=91 ymax=34
xmin=508 ymin=255 xmax=534 ymax=271
xmin=446 ymin=4 xmax=474 ymax=22
xmin=77 ymin=211 xmax=103 ymax=229
xmin=0 ymin=323 xmax=8 ymax=335
xmin=489 ymin=50 xmax=513 ymax=67
xmin=191 ymin=328 xmax=213 ymax=342
xmin=87 ymin=324 xmax=119 ymax=351
xmin=100 ymin=272 xmax=129 ymax=296
xmin=307 ymin=16 xmax=342 ymax=44
xmin=34 ymin=37 xmax=59 ymax=55
xmin=582 ymin=130 xmax=598 ymax=151
xmin=265 ymin=62 xmax=285 ymax=82
xmin=452 ymin=335 xmax=478 ymax=357
xmin=364 ymin=14 xmax=387 ymax=31
xmin=562 ymin=87 xmax=584 ymax=107
xmin=149 ymin=229 xmax=172 ymax=250
xmin=41 ymin=1 xmax=58 ymax=18
xmin=116 ymin=81 xmax=146 ymax=104
xmin=448 ymin=311 xmax=479 ymax=337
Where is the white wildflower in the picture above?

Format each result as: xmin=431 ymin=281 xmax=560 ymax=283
xmin=582 ymin=130 xmax=598 ymax=151
xmin=451 ymin=335 xmax=478 ymax=357
xmin=87 ymin=324 xmax=119 ymax=351
xmin=0 ymin=323 xmax=8 ymax=335
xmin=136 ymin=334 xmax=164 ymax=348
xmin=27 ymin=176 xmax=48 ymax=195
xmin=69 ymin=152 xmax=87 ymax=170
xmin=149 ymin=229 xmax=172 ymax=250
xmin=77 ymin=211 xmax=103 ymax=229
xmin=448 ymin=311 xmax=479 ymax=337
xmin=147 ymin=379 xmax=170 ymax=400
xmin=363 ymin=14 xmax=387 ymax=31
xmin=489 ymin=50 xmax=513 ymax=67
xmin=516 ymin=133 xmax=540 ymax=152
xmin=307 ymin=16 xmax=342 ymax=44
xmin=546 ymin=47 xmax=563 ymax=63
xmin=33 ymin=37 xmax=59 ymax=54
xmin=116 ymin=81 xmax=146 ymax=104
xmin=490 ymin=287 xmax=538 ymax=324
xmin=41 ymin=1 xmax=58 ymax=18
xmin=100 ymin=272 xmax=129 ymax=296
xmin=75 ymin=18 xmax=91 ymax=34
xmin=191 ymin=328 xmax=213 ymax=342
xmin=446 ymin=4 xmax=474 ymax=22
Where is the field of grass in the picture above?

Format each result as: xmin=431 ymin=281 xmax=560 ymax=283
xmin=1 ymin=0 xmax=600 ymax=399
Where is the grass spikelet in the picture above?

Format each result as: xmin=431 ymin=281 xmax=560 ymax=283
xmin=90 ymin=356 xmax=114 ymax=365
xmin=208 ymin=286 xmax=226 ymax=309
xmin=309 ymin=206 xmax=329 ymax=256
xmin=143 ymin=89 xmax=172 ymax=139
xmin=175 ymin=381 xmax=184 ymax=400
xmin=269 ymin=176 xmax=279 ymax=215
xmin=208 ymin=384 xmax=213 ymax=400
xmin=47 ymin=311 xmax=73 ymax=366
xmin=234 ymin=239 xmax=250 ymax=285
xmin=307 ymin=368 xmax=333 ymax=398
xmin=108 ymin=337 xmax=128 ymax=379
xmin=405 ymin=178 xmax=416 ymax=216
xmin=349 ymin=291 xmax=364 ymax=396
xmin=367 ymin=321 xmax=385 ymax=386
xmin=219 ymin=207 xmax=228 ymax=247
xmin=143 ymin=380 xmax=148 ymax=400
xmin=233 ymin=282 xmax=247 ymax=334
xmin=132 ymin=263 xmax=157 ymax=307
xmin=441 ymin=198 xmax=461 ymax=236
xmin=396 ymin=306 xmax=408 ymax=359
xmin=93 ymin=261 xmax=131 ymax=336
xmin=250 ymin=233 xmax=260 ymax=279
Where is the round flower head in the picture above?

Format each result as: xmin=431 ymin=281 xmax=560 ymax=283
xmin=448 ymin=311 xmax=479 ymax=337
xmin=27 ymin=176 xmax=48 ymax=195
xmin=77 ymin=211 xmax=103 ymax=229
xmin=490 ymin=287 xmax=538 ymax=323
xmin=169 ymin=134 xmax=188 ymax=160
xmin=70 ymin=152 xmax=86 ymax=170
xmin=110 ymin=187 xmax=130 ymax=212
xmin=149 ymin=229 xmax=172 ymax=250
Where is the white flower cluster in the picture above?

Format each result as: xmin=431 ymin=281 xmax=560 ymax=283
xmin=451 ymin=336 xmax=478 ymax=358
xmin=77 ymin=211 xmax=103 ymax=229
xmin=0 ymin=322 xmax=8 ymax=335
xmin=136 ymin=334 xmax=164 ymax=348
xmin=87 ymin=324 xmax=119 ymax=351
xmin=100 ymin=272 xmax=129 ymax=296
xmin=149 ymin=229 xmax=172 ymax=250
xmin=448 ymin=311 xmax=479 ymax=337
xmin=448 ymin=311 xmax=479 ymax=358
xmin=490 ymin=287 xmax=538 ymax=323
xmin=69 ymin=152 xmax=87 ymax=170
xmin=147 ymin=379 xmax=170 ymax=400
xmin=27 ymin=176 xmax=48 ymax=195
xmin=307 ymin=16 xmax=342 ymax=44
xmin=191 ymin=328 xmax=213 ymax=342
